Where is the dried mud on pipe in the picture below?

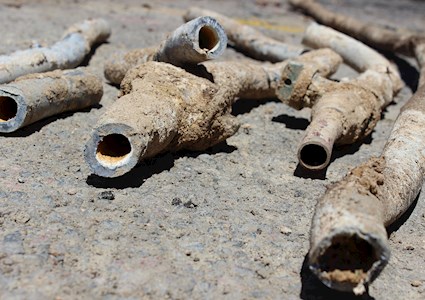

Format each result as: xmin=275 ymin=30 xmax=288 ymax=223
xmin=309 ymin=85 xmax=425 ymax=293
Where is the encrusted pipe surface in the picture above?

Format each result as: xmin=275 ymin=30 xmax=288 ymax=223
xmin=290 ymin=0 xmax=425 ymax=86
xmin=104 ymin=16 xmax=227 ymax=85
xmin=87 ymin=49 xmax=341 ymax=177
xmin=289 ymin=0 xmax=422 ymax=56
xmin=0 ymin=68 xmax=103 ymax=132
xmin=309 ymin=85 xmax=425 ymax=294
xmin=0 ymin=19 xmax=111 ymax=84
xmin=277 ymin=23 xmax=402 ymax=170
xmin=184 ymin=7 xmax=305 ymax=62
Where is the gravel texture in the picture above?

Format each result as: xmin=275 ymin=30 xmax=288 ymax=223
xmin=0 ymin=0 xmax=424 ymax=299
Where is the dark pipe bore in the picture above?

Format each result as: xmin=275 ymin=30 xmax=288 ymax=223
xmin=199 ymin=25 xmax=219 ymax=50
xmin=299 ymin=144 xmax=329 ymax=169
xmin=317 ymin=233 xmax=379 ymax=284
xmin=0 ymin=96 xmax=18 ymax=122
xmin=96 ymin=134 xmax=132 ymax=166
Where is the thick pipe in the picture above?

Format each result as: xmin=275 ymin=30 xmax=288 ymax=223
xmin=183 ymin=7 xmax=305 ymax=63
xmin=87 ymin=49 xmax=341 ymax=177
xmin=309 ymin=85 xmax=425 ymax=294
xmin=0 ymin=68 xmax=103 ymax=133
xmin=277 ymin=23 xmax=402 ymax=170
xmin=104 ymin=16 xmax=227 ymax=85
xmin=0 ymin=19 xmax=111 ymax=84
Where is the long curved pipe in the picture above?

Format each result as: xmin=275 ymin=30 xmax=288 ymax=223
xmin=309 ymin=84 xmax=425 ymax=294
xmin=0 ymin=19 xmax=111 ymax=84
xmin=289 ymin=0 xmax=425 ymax=88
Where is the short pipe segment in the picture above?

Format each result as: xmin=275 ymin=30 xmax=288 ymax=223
xmin=104 ymin=16 xmax=227 ymax=85
xmin=0 ymin=68 xmax=103 ymax=133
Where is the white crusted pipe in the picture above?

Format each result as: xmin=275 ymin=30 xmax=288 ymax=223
xmin=155 ymin=16 xmax=227 ymax=65
xmin=104 ymin=16 xmax=227 ymax=85
xmin=0 ymin=68 xmax=103 ymax=132
xmin=184 ymin=7 xmax=305 ymax=62
xmin=0 ymin=19 xmax=111 ymax=84
xmin=304 ymin=22 xmax=403 ymax=92
xmin=309 ymin=85 xmax=425 ymax=294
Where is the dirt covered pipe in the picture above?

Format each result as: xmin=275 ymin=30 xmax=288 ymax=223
xmin=86 ymin=49 xmax=341 ymax=177
xmin=289 ymin=0 xmax=425 ymax=87
xmin=183 ymin=7 xmax=305 ymax=63
xmin=0 ymin=19 xmax=111 ymax=84
xmin=104 ymin=16 xmax=227 ymax=85
xmin=309 ymin=84 xmax=425 ymax=294
xmin=0 ymin=68 xmax=103 ymax=133
xmin=277 ymin=23 xmax=402 ymax=170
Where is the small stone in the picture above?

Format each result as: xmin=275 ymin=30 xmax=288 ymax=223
xmin=17 ymin=178 xmax=25 ymax=183
xmin=67 ymin=189 xmax=77 ymax=195
xmin=405 ymin=245 xmax=414 ymax=251
xmin=280 ymin=226 xmax=292 ymax=235
xmin=411 ymin=280 xmax=422 ymax=287
xmin=184 ymin=200 xmax=197 ymax=208
xmin=172 ymin=197 xmax=182 ymax=206
xmin=98 ymin=191 xmax=115 ymax=200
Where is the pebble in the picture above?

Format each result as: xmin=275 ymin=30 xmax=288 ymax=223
xmin=411 ymin=280 xmax=422 ymax=287
xmin=172 ymin=197 xmax=182 ymax=206
xmin=280 ymin=226 xmax=292 ymax=235
xmin=67 ymin=189 xmax=77 ymax=195
xmin=98 ymin=191 xmax=115 ymax=200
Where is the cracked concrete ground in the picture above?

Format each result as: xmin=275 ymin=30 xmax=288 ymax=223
xmin=0 ymin=0 xmax=424 ymax=299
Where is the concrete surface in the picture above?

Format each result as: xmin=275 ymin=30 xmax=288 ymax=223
xmin=0 ymin=0 xmax=424 ymax=299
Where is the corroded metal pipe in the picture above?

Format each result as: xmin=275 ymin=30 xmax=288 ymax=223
xmin=0 ymin=19 xmax=111 ymax=84
xmin=104 ymin=16 xmax=227 ymax=85
xmin=289 ymin=0 xmax=425 ymax=87
xmin=86 ymin=49 xmax=341 ymax=177
xmin=0 ymin=68 xmax=103 ymax=133
xmin=309 ymin=84 xmax=425 ymax=294
xmin=277 ymin=23 xmax=402 ymax=170
xmin=183 ymin=7 xmax=305 ymax=62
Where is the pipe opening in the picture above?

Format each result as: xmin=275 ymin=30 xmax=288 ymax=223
xmin=318 ymin=234 xmax=379 ymax=285
xmin=299 ymin=144 xmax=328 ymax=168
xmin=96 ymin=134 xmax=132 ymax=166
xmin=0 ymin=96 xmax=18 ymax=122
xmin=199 ymin=25 xmax=220 ymax=51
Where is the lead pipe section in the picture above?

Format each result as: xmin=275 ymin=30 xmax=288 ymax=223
xmin=277 ymin=23 xmax=402 ymax=170
xmin=184 ymin=7 xmax=305 ymax=62
xmin=309 ymin=84 xmax=425 ymax=294
xmin=0 ymin=19 xmax=111 ymax=84
xmin=289 ymin=0 xmax=425 ymax=88
xmin=104 ymin=16 xmax=227 ymax=85
xmin=87 ymin=49 xmax=341 ymax=177
xmin=0 ymin=68 xmax=103 ymax=133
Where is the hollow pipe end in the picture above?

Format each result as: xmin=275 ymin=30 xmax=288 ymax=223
xmin=308 ymin=228 xmax=390 ymax=294
xmin=0 ymin=87 xmax=27 ymax=133
xmin=192 ymin=16 xmax=228 ymax=60
xmin=297 ymin=140 xmax=332 ymax=171
xmin=84 ymin=123 xmax=142 ymax=178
